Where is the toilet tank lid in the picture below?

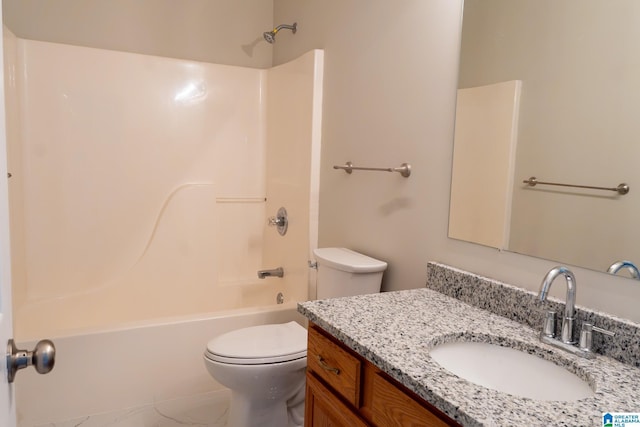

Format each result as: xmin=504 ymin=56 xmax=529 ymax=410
xmin=313 ymin=247 xmax=387 ymax=273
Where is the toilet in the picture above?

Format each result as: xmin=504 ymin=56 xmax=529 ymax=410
xmin=203 ymin=248 xmax=387 ymax=427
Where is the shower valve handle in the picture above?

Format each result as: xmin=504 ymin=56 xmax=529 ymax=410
xmin=268 ymin=216 xmax=285 ymax=227
xmin=267 ymin=207 xmax=288 ymax=236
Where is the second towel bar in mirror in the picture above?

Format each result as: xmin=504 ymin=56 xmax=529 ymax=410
xmin=333 ymin=161 xmax=411 ymax=178
xmin=523 ymin=177 xmax=629 ymax=195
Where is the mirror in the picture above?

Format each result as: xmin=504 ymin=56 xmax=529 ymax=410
xmin=449 ymin=0 xmax=640 ymax=279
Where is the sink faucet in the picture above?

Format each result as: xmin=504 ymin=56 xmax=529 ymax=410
xmin=539 ymin=266 xmax=577 ymax=344
xmin=257 ymin=267 xmax=284 ymax=279
xmin=607 ymin=260 xmax=640 ymax=280
xmin=538 ymin=266 xmax=616 ymax=359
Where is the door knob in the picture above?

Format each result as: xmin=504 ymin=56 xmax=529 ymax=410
xmin=6 ymin=339 xmax=56 ymax=383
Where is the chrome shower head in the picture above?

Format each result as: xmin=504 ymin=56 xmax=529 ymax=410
xmin=263 ymin=31 xmax=276 ymax=44
xmin=263 ymin=22 xmax=297 ymax=44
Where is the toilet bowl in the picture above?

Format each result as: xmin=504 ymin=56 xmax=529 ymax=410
xmin=203 ymin=248 xmax=387 ymax=426
xmin=203 ymin=321 xmax=308 ymax=427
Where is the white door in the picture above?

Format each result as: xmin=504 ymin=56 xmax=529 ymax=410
xmin=0 ymin=1 xmax=17 ymax=424
xmin=0 ymin=201 xmax=15 ymax=423
xmin=0 ymin=194 xmax=16 ymax=424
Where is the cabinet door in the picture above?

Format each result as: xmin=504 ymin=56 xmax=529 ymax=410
xmin=305 ymin=372 xmax=370 ymax=427
xmin=371 ymin=373 xmax=452 ymax=427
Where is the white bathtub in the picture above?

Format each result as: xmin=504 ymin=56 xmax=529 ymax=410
xmin=16 ymin=301 xmax=306 ymax=426
xmin=13 ymin=273 xmax=295 ymax=341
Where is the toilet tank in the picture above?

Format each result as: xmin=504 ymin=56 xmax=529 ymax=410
xmin=313 ymin=248 xmax=387 ymax=299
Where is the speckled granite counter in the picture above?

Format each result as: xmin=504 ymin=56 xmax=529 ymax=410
xmin=298 ymin=264 xmax=640 ymax=427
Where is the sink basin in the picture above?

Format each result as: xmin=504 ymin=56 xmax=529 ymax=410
xmin=429 ymin=341 xmax=594 ymax=401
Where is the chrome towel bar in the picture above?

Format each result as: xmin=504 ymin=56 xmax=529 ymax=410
xmin=523 ymin=177 xmax=629 ymax=195
xmin=333 ymin=161 xmax=411 ymax=178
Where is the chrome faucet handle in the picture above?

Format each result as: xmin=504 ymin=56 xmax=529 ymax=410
xmin=268 ymin=216 xmax=285 ymax=226
xmin=267 ymin=207 xmax=288 ymax=236
xmin=541 ymin=310 xmax=557 ymax=338
xmin=579 ymin=323 xmax=615 ymax=353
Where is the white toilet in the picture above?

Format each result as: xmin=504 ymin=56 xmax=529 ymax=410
xmin=203 ymin=248 xmax=387 ymax=427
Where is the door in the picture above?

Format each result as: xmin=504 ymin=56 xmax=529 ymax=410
xmin=0 ymin=208 xmax=15 ymax=425
xmin=304 ymin=372 xmax=370 ymax=427
xmin=0 ymin=1 xmax=17 ymax=424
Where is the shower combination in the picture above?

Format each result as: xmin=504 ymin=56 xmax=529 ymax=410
xmin=263 ymin=22 xmax=297 ymax=44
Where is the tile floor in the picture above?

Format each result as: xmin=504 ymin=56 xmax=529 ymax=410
xmin=27 ymin=390 xmax=230 ymax=427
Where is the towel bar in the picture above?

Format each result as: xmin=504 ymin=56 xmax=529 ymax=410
xmin=333 ymin=162 xmax=411 ymax=178
xmin=523 ymin=177 xmax=629 ymax=195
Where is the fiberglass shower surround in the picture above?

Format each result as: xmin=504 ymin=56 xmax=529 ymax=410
xmin=6 ymin=32 xmax=323 ymax=339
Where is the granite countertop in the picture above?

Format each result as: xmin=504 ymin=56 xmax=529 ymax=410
xmin=298 ymin=287 xmax=640 ymax=426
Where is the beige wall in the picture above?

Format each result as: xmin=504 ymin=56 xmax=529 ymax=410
xmin=273 ymin=0 xmax=465 ymax=295
xmin=2 ymin=0 xmax=274 ymax=68
xmin=273 ymin=0 xmax=640 ymax=322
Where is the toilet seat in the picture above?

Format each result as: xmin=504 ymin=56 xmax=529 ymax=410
xmin=205 ymin=321 xmax=307 ymax=365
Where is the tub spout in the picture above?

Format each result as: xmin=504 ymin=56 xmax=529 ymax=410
xmin=257 ymin=267 xmax=284 ymax=279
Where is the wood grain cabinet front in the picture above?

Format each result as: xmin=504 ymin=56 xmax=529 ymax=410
xmin=370 ymin=373 xmax=451 ymax=427
xmin=307 ymin=322 xmax=362 ymax=406
xmin=305 ymin=371 xmax=370 ymax=427
xmin=305 ymin=323 xmax=461 ymax=427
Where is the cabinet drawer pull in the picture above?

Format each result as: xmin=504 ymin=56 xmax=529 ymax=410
xmin=317 ymin=355 xmax=340 ymax=375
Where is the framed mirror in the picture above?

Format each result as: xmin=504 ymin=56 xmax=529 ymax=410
xmin=448 ymin=0 xmax=640 ymax=280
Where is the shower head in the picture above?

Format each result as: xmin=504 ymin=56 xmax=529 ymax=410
xmin=263 ymin=31 xmax=276 ymax=44
xmin=263 ymin=22 xmax=297 ymax=44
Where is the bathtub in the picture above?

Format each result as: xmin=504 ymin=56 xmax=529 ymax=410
xmin=16 ymin=300 xmax=307 ymax=426
xmin=13 ymin=273 xmax=298 ymax=341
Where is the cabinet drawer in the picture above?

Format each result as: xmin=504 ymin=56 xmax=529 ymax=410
xmin=371 ymin=373 xmax=451 ymax=427
xmin=307 ymin=325 xmax=362 ymax=406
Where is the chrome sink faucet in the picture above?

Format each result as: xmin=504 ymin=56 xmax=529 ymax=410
xmin=538 ymin=266 xmax=614 ymax=358
xmin=607 ymin=260 xmax=640 ymax=280
xmin=539 ymin=266 xmax=577 ymax=344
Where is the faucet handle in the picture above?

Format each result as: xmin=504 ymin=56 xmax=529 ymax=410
xmin=267 ymin=207 xmax=288 ymax=236
xmin=541 ymin=310 xmax=557 ymax=338
xmin=579 ymin=323 xmax=615 ymax=353
xmin=268 ymin=216 xmax=285 ymax=227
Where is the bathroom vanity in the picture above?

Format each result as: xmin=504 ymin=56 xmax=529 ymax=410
xmin=299 ymin=263 xmax=640 ymax=426
xmin=305 ymin=322 xmax=459 ymax=426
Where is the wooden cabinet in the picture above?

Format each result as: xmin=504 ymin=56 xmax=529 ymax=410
xmin=305 ymin=371 xmax=370 ymax=427
xmin=307 ymin=321 xmax=362 ymax=406
xmin=305 ymin=323 xmax=461 ymax=427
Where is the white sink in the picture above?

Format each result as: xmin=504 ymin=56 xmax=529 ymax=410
xmin=429 ymin=341 xmax=594 ymax=401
